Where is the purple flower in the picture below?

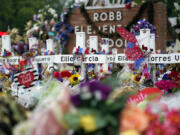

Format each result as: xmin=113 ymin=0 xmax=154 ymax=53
xmin=33 ymin=14 xmax=37 ymax=21
xmin=70 ymin=94 xmax=80 ymax=106
xmin=131 ymin=19 xmax=156 ymax=35
xmin=80 ymin=80 xmax=111 ymax=100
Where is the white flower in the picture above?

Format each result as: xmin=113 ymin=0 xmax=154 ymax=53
xmin=81 ymin=92 xmax=92 ymax=100
xmin=39 ymin=9 xmax=43 ymax=13
xmin=48 ymin=8 xmax=56 ymax=15
xmin=40 ymin=31 xmax=43 ymax=35
xmin=44 ymin=20 xmax=48 ymax=25
xmin=72 ymin=87 xmax=80 ymax=95
xmin=81 ymin=86 xmax=92 ymax=100
xmin=81 ymin=86 xmax=89 ymax=93
xmin=174 ymin=3 xmax=180 ymax=10
xmin=32 ymin=24 xmax=39 ymax=31
xmin=37 ymin=14 xmax=43 ymax=19
xmin=168 ymin=17 xmax=177 ymax=27
xmin=54 ymin=13 xmax=58 ymax=18
xmin=51 ymin=27 xmax=55 ymax=31
xmin=94 ymin=91 xmax=102 ymax=101
xmin=48 ymin=8 xmax=53 ymax=12
xmin=166 ymin=46 xmax=175 ymax=54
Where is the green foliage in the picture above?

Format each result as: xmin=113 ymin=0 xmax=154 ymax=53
xmin=172 ymin=87 xmax=179 ymax=94
xmin=64 ymin=91 xmax=132 ymax=135
xmin=134 ymin=0 xmax=143 ymax=4
xmin=46 ymin=0 xmax=67 ymax=14
xmin=0 ymin=0 xmax=45 ymax=33
xmin=0 ymin=0 xmax=179 ymax=35
xmin=0 ymin=94 xmax=27 ymax=135
xmin=100 ymin=76 xmax=120 ymax=90
xmin=161 ymin=0 xmax=180 ymax=17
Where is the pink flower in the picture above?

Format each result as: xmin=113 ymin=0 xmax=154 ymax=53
xmin=52 ymin=71 xmax=61 ymax=79
xmin=166 ymin=109 xmax=180 ymax=127
xmin=146 ymin=120 xmax=175 ymax=135
xmin=155 ymin=80 xmax=178 ymax=92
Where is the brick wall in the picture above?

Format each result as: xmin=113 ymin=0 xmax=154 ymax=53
xmin=66 ymin=2 xmax=167 ymax=53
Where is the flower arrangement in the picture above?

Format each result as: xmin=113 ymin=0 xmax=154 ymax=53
xmin=11 ymin=76 xmax=180 ymax=135
xmin=64 ymin=80 xmax=131 ymax=135
xmin=24 ymin=5 xmax=58 ymax=41
xmin=131 ymin=19 xmax=156 ymax=36
xmin=119 ymin=103 xmax=180 ymax=135
xmin=155 ymin=69 xmax=180 ymax=93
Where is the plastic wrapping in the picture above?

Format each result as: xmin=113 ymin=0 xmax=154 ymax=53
xmin=14 ymin=79 xmax=72 ymax=135
xmin=117 ymin=65 xmax=134 ymax=88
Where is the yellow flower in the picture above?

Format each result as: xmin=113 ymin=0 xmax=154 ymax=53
xmin=120 ymin=130 xmax=139 ymax=135
xmin=80 ymin=115 xmax=96 ymax=132
xmin=92 ymin=73 xmax=95 ymax=78
xmin=132 ymin=74 xmax=141 ymax=83
xmin=69 ymin=74 xmax=80 ymax=85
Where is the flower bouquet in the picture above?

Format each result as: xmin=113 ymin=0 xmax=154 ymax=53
xmin=119 ymin=101 xmax=180 ymax=135
xmin=64 ymin=80 xmax=132 ymax=135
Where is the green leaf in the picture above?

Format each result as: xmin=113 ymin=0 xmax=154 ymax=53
xmin=100 ymin=76 xmax=119 ymax=90
xmin=64 ymin=112 xmax=80 ymax=129
xmin=106 ymin=92 xmax=132 ymax=113
xmin=134 ymin=0 xmax=142 ymax=4
xmin=95 ymin=115 xmax=107 ymax=129
xmin=172 ymin=87 xmax=179 ymax=94
xmin=104 ymin=115 xmax=117 ymax=126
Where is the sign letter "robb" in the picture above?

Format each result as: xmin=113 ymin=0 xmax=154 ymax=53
xmin=93 ymin=11 xmax=122 ymax=22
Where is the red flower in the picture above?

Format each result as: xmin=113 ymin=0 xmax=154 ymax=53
xmin=85 ymin=48 xmax=89 ymax=54
xmin=75 ymin=47 xmax=79 ymax=54
xmin=19 ymin=60 xmax=28 ymax=71
xmin=125 ymin=3 xmax=131 ymax=9
xmin=50 ymin=51 xmax=54 ymax=55
xmin=146 ymin=112 xmax=159 ymax=123
xmin=7 ymin=52 xmax=11 ymax=56
xmin=146 ymin=121 xmax=167 ymax=135
xmin=169 ymin=71 xmax=180 ymax=82
xmin=60 ymin=70 xmax=72 ymax=78
xmin=52 ymin=71 xmax=61 ymax=79
xmin=91 ymin=49 xmax=96 ymax=54
xmin=166 ymin=110 xmax=180 ymax=127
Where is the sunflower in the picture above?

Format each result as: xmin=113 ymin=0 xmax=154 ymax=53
xmin=132 ymin=74 xmax=141 ymax=83
xmin=69 ymin=74 xmax=80 ymax=86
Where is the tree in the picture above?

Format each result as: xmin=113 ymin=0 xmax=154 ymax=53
xmin=0 ymin=0 xmax=45 ymax=33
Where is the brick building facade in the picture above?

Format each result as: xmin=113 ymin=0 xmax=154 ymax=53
xmin=66 ymin=2 xmax=167 ymax=53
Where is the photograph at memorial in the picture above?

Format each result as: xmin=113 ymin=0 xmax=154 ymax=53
xmin=0 ymin=0 xmax=180 ymax=135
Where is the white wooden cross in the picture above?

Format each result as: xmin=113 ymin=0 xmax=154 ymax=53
xmin=2 ymin=35 xmax=12 ymax=53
